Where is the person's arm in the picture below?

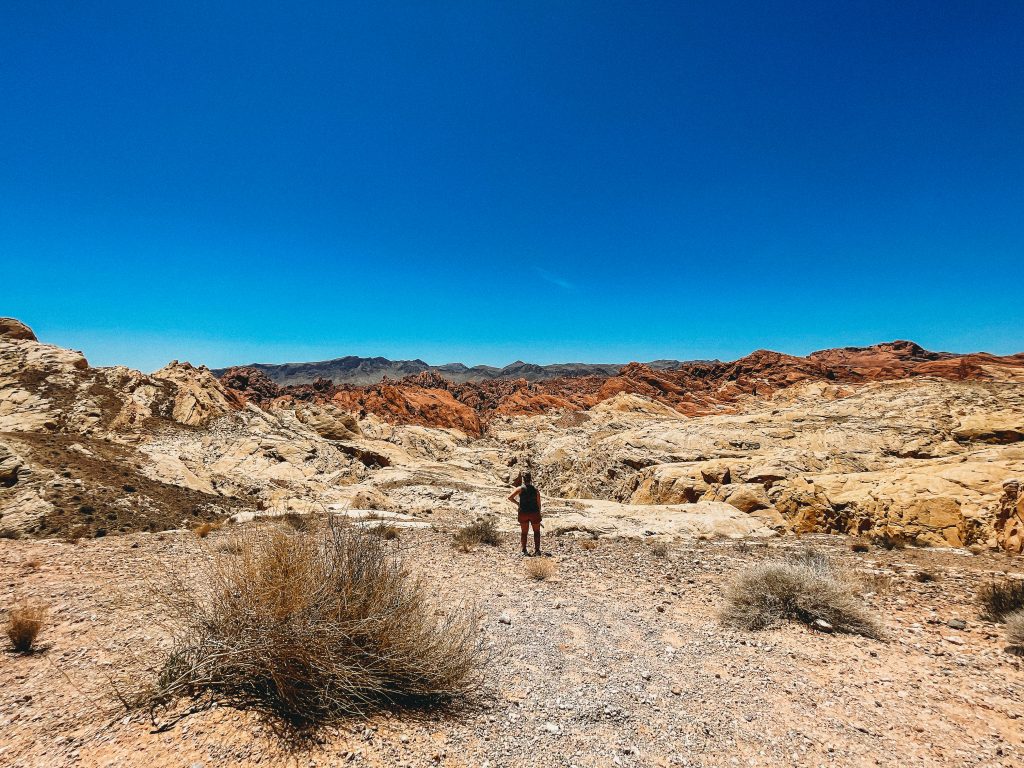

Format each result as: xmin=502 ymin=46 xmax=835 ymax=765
xmin=507 ymin=487 xmax=521 ymax=506
xmin=537 ymin=491 xmax=542 ymax=515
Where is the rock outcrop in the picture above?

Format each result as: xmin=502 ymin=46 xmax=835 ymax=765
xmin=0 ymin=317 xmax=37 ymax=341
xmin=996 ymin=480 xmax=1024 ymax=553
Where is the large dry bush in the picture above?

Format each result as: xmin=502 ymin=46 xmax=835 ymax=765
xmin=6 ymin=602 xmax=47 ymax=654
xmin=1006 ymin=610 xmax=1024 ymax=649
xmin=453 ymin=517 xmax=501 ymax=550
xmin=721 ymin=548 xmax=883 ymax=639
xmin=150 ymin=519 xmax=483 ymax=725
xmin=978 ymin=579 xmax=1024 ymax=622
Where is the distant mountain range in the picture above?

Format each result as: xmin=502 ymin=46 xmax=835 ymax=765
xmin=211 ymin=356 xmax=696 ymax=386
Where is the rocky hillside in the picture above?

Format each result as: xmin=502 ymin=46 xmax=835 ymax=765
xmin=220 ymin=340 xmax=1024 ymax=432
xmin=213 ymin=357 xmax=660 ymax=386
xmin=2 ymin=318 xmax=1023 ymax=552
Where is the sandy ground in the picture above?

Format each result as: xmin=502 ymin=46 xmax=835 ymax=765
xmin=2 ymin=520 xmax=1023 ymax=768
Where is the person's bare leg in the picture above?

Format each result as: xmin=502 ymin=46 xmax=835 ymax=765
xmin=533 ymin=522 xmax=541 ymax=555
xmin=520 ymin=522 xmax=528 ymax=554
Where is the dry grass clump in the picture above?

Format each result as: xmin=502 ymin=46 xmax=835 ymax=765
xmin=978 ymin=579 xmax=1024 ymax=622
xmin=1005 ymin=610 xmax=1024 ymax=649
xmin=720 ymin=548 xmax=883 ymax=639
xmin=649 ymin=541 xmax=670 ymax=558
xmin=368 ymin=523 xmax=400 ymax=541
xmin=281 ymin=512 xmax=312 ymax=532
xmin=193 ymin=521 xmax=222 ymax=538
xmin=579 ymin=538 xmax=599 ymax=551
xmin=6 ymin=603 xmax=47 ymax=654
xmin=150 ymin=520 xmax=482 ymax=725
xmin=453 ymin=518 xmax=501 ymax=550
xmin=525 ymin=557 xmax=557 ymax=581
xmin=848 ymin=538 xmax=871 ymax=553
xmin=914 ymin=570 xmax=940 ymax=583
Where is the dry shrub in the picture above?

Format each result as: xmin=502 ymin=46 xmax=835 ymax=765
xmin=150 ymin=520 xmax=481 ymax=725
xmin=649 ymin=541 xmax=670 ymax=558
xmin=453 ymin=518 xmax=501 ymax=550
xmin=368 ymin=523 xmax=400 ymax=541
xmin=914 ymin=570 xmax=940 ymax=583
xmin=721 ymin=549 xmax=883 ymax=638
xmin=281 ymin=512 xmax=311 ymax=532
xmin=860 ymin=572 xmax=893 ymax=595
xmin=6 ymin=603 xmax=47 ymax=654
xmin=193 ymin=522 xmax=222 ymax=539
xmin=978 ymin=579 xmax=1024 ymax=622
xmin=525 ymin=557 xmax=556 ymax=581
xmin=869 ymin=529 xmax=907 ymax=550
xmin=1006 ymin=610 xmax=1024 ymax=648
xmin=849 ymin=538 xmax=871 ymax=553
xmin=580 ymin=539 xmax=599 ymax=551
xmin=212 ymin=536 xmax=242 ymax=555
xmin=24 ymin=558 xmax=42 ymax=571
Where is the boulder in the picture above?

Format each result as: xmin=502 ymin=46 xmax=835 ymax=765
xmin=0 ymin=318 xmax=36 ymax=341
xmin=953 ymin=414 xmax=1024 ymax=444
xmin=296 ymin=405 xmax=363 ymax=440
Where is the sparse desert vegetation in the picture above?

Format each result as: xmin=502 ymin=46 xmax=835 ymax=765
xmin=453 ymin=517 xmax=501 ymax=550
xmin=281 ymin=511 xmax=312 ymax=531
xmin=721 ymin=548 xmax=883 ymax=638
xmin=192 ymin=521 xmax=222 ymax=538
xmin=6 ymin=602 xmax=47 ymax=654
xmin=1 ymin=529 xmax=1021 ymax=766
xmin=524 ymin=556 xmax=556 ymax=580
xmin=649 ymin=540 xmax=670 ymax=558
xmin=978 ymin=579 xmax=1024 ymax=622
xmin=150 ymin=520 xmax=481 ymax=725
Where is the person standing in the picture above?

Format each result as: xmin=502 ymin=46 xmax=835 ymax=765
xmin=508 ymin=472 xmax=542 ymax=556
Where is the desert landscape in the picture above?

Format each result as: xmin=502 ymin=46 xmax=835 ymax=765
xmin=2 ymin=316 xmax=1023 ymax=767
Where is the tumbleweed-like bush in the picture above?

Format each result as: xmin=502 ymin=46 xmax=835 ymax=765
xmin=524 ymin=557 xmax=556 ymax=581
xmin=151 ymin=519 xmax=483 ymax=725
xmin=720 ymin=549 xmax=883 ymax=639
xmin=978 ymin=579 xmax=1024 ymax=623
xmin=1006 ymin=610 xmax=1024 ymax=649
xmin=6 ymin=602 xmax=47 ymax=654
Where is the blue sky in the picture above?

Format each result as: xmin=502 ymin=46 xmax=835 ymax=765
xmin=2 ymin=2 xmax=1022 ymax=371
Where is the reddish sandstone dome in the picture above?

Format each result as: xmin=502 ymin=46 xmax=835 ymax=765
xmin=219 ymin=342 xmax=1024 ymax=433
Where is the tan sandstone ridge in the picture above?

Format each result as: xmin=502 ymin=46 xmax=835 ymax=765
xmin=2 ymin=317 xmax=1023 ymax=550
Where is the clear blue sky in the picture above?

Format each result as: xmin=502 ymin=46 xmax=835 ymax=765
xmin=2 ymin=2 xmax=1022 ymax=371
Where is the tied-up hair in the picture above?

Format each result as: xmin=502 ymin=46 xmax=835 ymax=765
xmin=523 ymin=472 xmax=533 ymax=486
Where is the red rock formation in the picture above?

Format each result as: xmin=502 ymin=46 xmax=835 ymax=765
xmin=220 ymin=342 xmax=1024 ymax=433
xmin=331 ymin=377 xmax=483 ymax=435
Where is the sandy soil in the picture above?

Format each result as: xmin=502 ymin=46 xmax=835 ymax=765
xmin=2 ymin=520 xmax=1023 ymax=768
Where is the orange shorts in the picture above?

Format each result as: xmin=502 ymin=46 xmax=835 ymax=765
xmin=518 ymin=513 xmax=541 ymax=532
